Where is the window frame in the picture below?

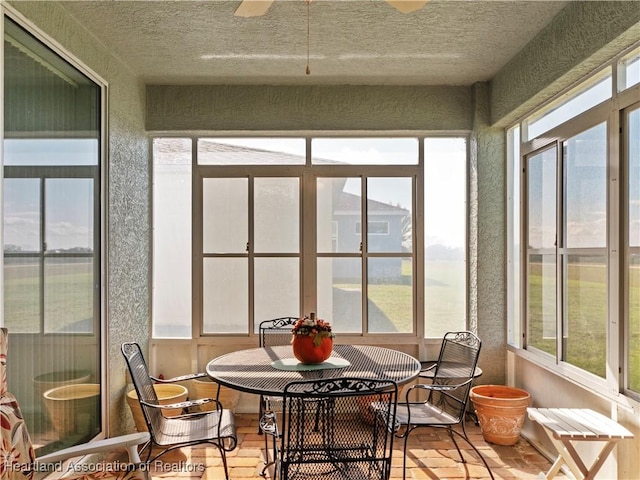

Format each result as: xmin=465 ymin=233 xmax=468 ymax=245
xmin=151 ymin=135 xmax=470 ymax=342
xmin=2 ymin=7 xmax=109 ymax=450
xmin=509 ymin=42 xmax=640 ymax=403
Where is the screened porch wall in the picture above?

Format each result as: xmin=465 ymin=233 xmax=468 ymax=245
xmin=5 ymin=0 xmax=150 ymax=438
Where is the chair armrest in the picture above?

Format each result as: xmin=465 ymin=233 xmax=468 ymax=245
xmin=140 ymin=397 xmax=217 ymax=411
xmin=419 ymin=362 xmax=437 ymax=373
xmin=150 ymin=372 xmax=207 ymax=383
xmin=35 ymin=432 xmax=149 ymax=465
xmin=404 ymin=378 xmax=473 ymax=401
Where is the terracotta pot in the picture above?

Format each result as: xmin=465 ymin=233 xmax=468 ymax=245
xmin=192 ymin=378 xmax=240 ymax=412
xmin=292 ymin=335 xmax=333 ymax=364
xmin=470 ymin=385 xmax=531 ymax=446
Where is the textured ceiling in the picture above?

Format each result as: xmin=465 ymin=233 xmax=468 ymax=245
xmin=58 ymin=0 xmax=570 ymax=86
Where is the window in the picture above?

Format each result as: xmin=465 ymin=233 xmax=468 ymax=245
xmin=424 ymin=138 xmax=467 ymax=337
xmin=3 ymin=17 xmax=103 ymax=452
xmin=507 ymin=126 xmax=521 ymax=346
xmin=626 ymin=105 xmax=640 ymax=394
xmin=152 ymin=136 xmax=467 ymax=340
xmin=152 ymin=138 xmax=192 ymax=338
xmin=524 ymin=68 xmax=612 ymax=141
xmin=355 ymin=221 xmax=390 ymax=235
xmin=511 ymin=44 xmax=640 ymax=400
xmin=618 ymin=46 xmax=640 ymax=92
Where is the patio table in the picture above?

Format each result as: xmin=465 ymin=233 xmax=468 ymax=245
xmin=206 ymin=344 xmax=421 ymax=396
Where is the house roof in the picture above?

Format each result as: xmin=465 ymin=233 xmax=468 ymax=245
xmin=335 ymin=191 xmax=410 ymax=215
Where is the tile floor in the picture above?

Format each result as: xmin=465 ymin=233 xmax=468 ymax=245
xmin=132 ymin=413 xmax=568 ymax=480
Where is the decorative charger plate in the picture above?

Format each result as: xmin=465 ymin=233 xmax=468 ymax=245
xmin=271 ymin=357 xmax=351 ymax=371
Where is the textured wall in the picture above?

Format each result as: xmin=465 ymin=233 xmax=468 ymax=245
xmin=7 ymin=1 xmax=150 ymax=436
xmin=491 ymin=1 xmax=640 ymax=127
xmin=146 ymin=85 xmax=472 ymax=132
xmin=470 ymin=82 xmax=506 ymax=384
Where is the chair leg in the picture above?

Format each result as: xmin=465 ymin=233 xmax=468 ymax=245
xmin=450 ymin=428 xmax=495 ymax=480
xmin=447 ymin=427 xmax=465 ymax=463
xmin=218 ymin=446 xmax=230 ymax=480
xmin=258 ymin=396 xmax=265 ymax=435
xmin=402 ymin=432 xmax=410 ymax=480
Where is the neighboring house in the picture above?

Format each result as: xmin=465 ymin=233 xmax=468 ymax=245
xmin=332 ymin=189 xmax=409 ymax=282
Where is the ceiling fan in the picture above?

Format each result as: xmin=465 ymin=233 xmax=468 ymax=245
xmin=234 ymin=0 xmax=430 ymax=17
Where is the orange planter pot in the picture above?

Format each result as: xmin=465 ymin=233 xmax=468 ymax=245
xmin=292 ymin=335 xmax=333 ymax=364
xmin=469 ymin=385 xmax=531 ymax=446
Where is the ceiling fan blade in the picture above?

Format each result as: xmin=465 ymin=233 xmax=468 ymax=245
xmin=234 ymin=0 xmax=275 ymax=17
xmin=385 ymin=0 xmax=430 ymax=14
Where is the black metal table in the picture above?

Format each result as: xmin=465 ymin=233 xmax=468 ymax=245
xmin=206 ymin=344 xmax=421 ymax=395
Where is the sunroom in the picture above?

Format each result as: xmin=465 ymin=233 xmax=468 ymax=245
xmin=1 ymin=1 xmax=639 ymax=479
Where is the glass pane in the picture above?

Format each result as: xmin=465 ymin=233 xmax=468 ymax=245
xmin=368 ymin=257 xmax=412 ymax=333
xmin=564 ymin=256 xmax=607 ymax=378
xmin=4 ymin=17 xmax=102 ymax=452
xmin=4 ymin=178 xmax=40 ymax=253
xmin=526 ymin=69 xmax=612 ymax=140
xmin=317 ymin=257 xmax=362 ymax=333
xmin=317 ymin=177 xmax=361 ymax=253
xmin=507 ymin=127 xmax=521 ymax=345
xmin=44 ymin=258 xmax=93 ymax=333
xmin=528 ymin=147 xmax=557 ymax=250
xmin=4 ymin=258 xmax=40 ymax=333
xmin=254 ymin=177 xmax=299 ymax=253
xmin=630 ymin=255 xmax=640 ymax=394
xmin=628 ymin=107 xmax=640 ymax=394
xmin=198 ymin=138 xmax=305 ymax=165
xmin=254 ymin=258 xmax=300 ymax=331
xmin=203 ymin=178 xmax=248 ymax=253
xmin=424 ymin=138 xmax=467 ymax=337
xmin=618 ymin=46 xmax=640 ymax=91
xmin=153 ymin=138 xmax=192 ymax=338
xmin=367 ymin=177 xmax=412 ymax=253
xmin=629 ymin=108 xmax=640 ymax=248
xmin=4 ymin=139 xmax=99 ymax=166
xmin=527 ymin=254 xmax=556 ymax=356
xmin=564 ymin=123 xmax=607 ymax=248
xmin=45 ymin=179 xmax=93 ymax=251
xmin=203 ymin=258 xmax=248 ymax=333
xmin=312 ymin=138 xmax=418 ymax=165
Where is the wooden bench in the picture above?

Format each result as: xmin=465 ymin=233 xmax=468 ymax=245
xmin=527 ymin=407 xmax=634 ymax=480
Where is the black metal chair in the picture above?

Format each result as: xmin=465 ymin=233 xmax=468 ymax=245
xmin=256 ymin=317 xmax=298 ymax=471
xmin=260 ymin=377 xmax=398 ymax=480
xmin=394 ymin=331 xmax=494 ymax=480
xmin=121 ymin=342 xmax=237 ymax=480
xmin=257 ymin=317 xmax=298 ymax=427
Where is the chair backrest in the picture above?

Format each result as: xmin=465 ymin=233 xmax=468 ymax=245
xmin=280 ymin=377 xmax=398 ymax=480
xmin=1 ymin=328 xmax=37 ymax=478
xmin=258 ymin=316 xmax=298 ymax=348
xmin=121 ymin=342 xmax=164 ymax=435
xmin=428 ymin=331 xmax=481 ymax=421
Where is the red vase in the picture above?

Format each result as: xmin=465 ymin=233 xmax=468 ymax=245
xmin=292 ymin=335 xmax=333 ymax=364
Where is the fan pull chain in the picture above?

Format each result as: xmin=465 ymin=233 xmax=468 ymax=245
xmin=306 ymin=0 xmax=311 ymax=75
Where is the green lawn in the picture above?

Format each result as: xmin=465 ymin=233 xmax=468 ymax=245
xmin=528 ymin=261 xmax=639 ymax=388
xmin=4 ymin=260 xmax=93 ymax=333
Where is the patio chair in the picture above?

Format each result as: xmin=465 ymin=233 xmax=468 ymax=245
xmin=121 ymin=342 xmax=237 ymax=480
xmin=256 ymin=316 xmax=298 ymax=470
xmin=260 ymin=377 xmax=398 ymax=480
xmin=394 ymin=331 xmax=494 ymax=480
xmin=0 ymin=328 xmax=150 ymax=480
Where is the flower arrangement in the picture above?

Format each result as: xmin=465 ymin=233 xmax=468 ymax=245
xmin=291 ymin=314 xmax=335 ymax=347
